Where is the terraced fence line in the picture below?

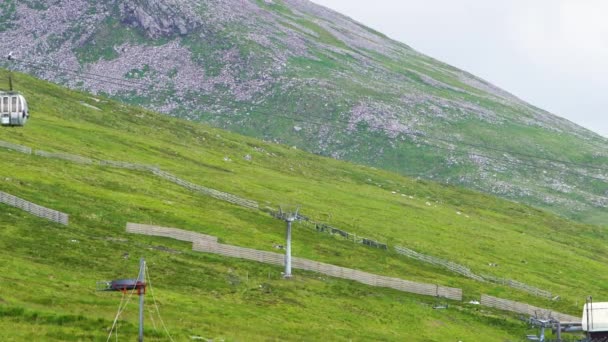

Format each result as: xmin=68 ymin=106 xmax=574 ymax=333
xmin=128 ymin=224 xmax=584 ymax=315
xmin=125 ymin=223 xmax=461 ymax=300
xmin=480 ymin=295 xmax=579 ymax=323
xmin=288 ymin=254 xmax=462 ymax=300
xmin=99 ymin=160 xmax=159 ymax=172
xmin=0 ymin=139 xmax=31 ymax=154
xmin=152 ymin=169 xmax=259 ymax=210
xmin=34 ymin=150 xmax=94 ymax=164
xmin=395 ymin=245 xmax=553 ymax=299
xmin=395 ymin=246 xmax=485 ymax=282
xmin=190 ymin=240 xmax=462 ymax=301
xmin=0 ymin=191 xmax=68 ymax=225
xmin=12 ymin=141 xmax=258 ymax=210
xmin=126 ymin=223 xmax=218 ymax=243
xmin=194 ymin=239 xmax=286 ymax=266
xmin=481 ymin=275 xmax=552 ymax=299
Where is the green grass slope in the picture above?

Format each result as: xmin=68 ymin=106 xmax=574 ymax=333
xmin=0 ymin=71 xmax=601 ymax=340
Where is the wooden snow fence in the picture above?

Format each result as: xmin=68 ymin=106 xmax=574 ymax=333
xmin=125 ymin=223 xmax=217 ymax=243
xmin=3 ymin=140 xmax=257 ymax=212
xmin=0 ymin=191 xmax=68 ymax=225
xmin=395 ymin=246 xmax=553 ymax=299
xmin=395 ymin=245 xmax=485 ymax=282
xmin=99 ymin=160 xmax=159 ymax=172
xmin=481 ymin=275 xmax=553 ymax=299
xmin=151 ymin=169 xmax=259 ymax=210
xmin=34 ymin=150 xmax=94 ymax=164
xmin=0 ymin=139 xmax=32 ymax=154
xmin=480 ymin=295 xmax=579 ymax=322
xmin=193 ymin=239 xmax=285 ymax=266
xmin=191 ymin=240 xmax=462 ymax=301
xmin=289 ymin=256 xmax=462 ymax=299
xmin=125 ymin=223 xmax=462 ymax=300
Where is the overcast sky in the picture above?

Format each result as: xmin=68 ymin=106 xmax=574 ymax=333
xmin=312 ymin=0 xmax=608 ymax=137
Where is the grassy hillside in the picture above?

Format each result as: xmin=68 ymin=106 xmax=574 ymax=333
xmin=0 ymin=70 xmax=602 ymax=340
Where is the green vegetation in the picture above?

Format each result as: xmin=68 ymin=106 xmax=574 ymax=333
xmin=294 ymin=18 xmax=350 ymax=50
xmin=73 ymin=16 xmax=169 ymax=64
xmin=73 ymin=18 xmax=132 ymax=63
xmin=181 ymin=33 xmax=230 ymax=77
xmin=0 ymin=70 xmax=599 ymax=340
xmin=22 ymin=0 xmax=48 ymax=10
xmin=125 ymin=64 xmax=151 ymax=79
xmin=0 ymin=0 xmax=16 ymax=32
xmin=256 ymin=0 xmax=294 ymax=16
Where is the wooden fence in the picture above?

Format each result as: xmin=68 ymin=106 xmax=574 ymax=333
xmin=99 ymin=160 xmax=159 ymax=172
xmin=0 ymin=191 xmax=68 ymax=225
xmin=395 ymin=245 xmax=553 ymax=299
xmin=395 ymin=245 xmax=485 ymax=282
xmin=0 ymin=139 xmax=31 ymax=154
xmin=191 ymin=239 xmax=462 ymax=300
xmin=126 ymin=223 xmax=217 ymax=243
xmin=15 ymin=141 xmax=258 ymax=211
xmin=152 ymin=169 xmax=259 ymax=210
xmin=127 ymin=223 xmax=590 ymax=319
xmin=34 ymin=150 xmax=94 ymax=164
xmin=480 ymin=295 xmax=579 ymax=323
xmin=125 ymin=223 xmax=461 ymax=300
xmin=482 ymin=275 xmax=552 ymax=299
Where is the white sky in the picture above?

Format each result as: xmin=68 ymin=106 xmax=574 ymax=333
xmin=312 ymin=0 xmax=608 ymax=137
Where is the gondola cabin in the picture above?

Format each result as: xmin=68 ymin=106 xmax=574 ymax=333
xmin=0 ymin=92 xmax=28 ymax=126
xmin=582 ymin=302 xmax=608 ymax=339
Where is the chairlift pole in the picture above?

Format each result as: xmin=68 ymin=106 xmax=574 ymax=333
xmin=138 ymin=258 xmax=146 ymax=342
xmin=277 ymin=206 xmax=299 ymax=278
xmin=285 ymin=219 xmax=293 ymax=277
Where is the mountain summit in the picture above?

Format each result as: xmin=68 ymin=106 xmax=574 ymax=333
xmin=1 ymin=0 xmax=606 ymax=221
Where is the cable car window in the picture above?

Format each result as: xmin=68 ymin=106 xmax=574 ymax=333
xmin=11 ymin=97 xmax=17 ymax=112
xmin=2 ymin=97 xmax=7 ymax=112
xmin=17 ymin=97 xmax=22 ymax=112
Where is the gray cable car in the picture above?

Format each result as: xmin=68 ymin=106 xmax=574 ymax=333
xmin=0 ymin=92 xmax=28 ymax=126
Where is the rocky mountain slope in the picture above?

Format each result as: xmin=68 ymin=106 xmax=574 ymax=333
xmin=1 ymin=0 xmax=606 ymax=222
